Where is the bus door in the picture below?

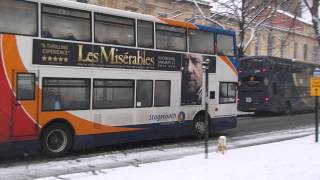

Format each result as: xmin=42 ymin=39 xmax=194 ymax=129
xmin=11 ymin=70 xmax=39 ymax=138
xmin=207 ymin=74 xmax=216 ymax=114
xmin=207 ymin=59 xmax=217 ymax=116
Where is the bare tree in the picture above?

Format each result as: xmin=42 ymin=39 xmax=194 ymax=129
xmin=207 ymin=0 xmax=298 ymax=56
xmin=303 ymin=0 xmax=320 ymax=46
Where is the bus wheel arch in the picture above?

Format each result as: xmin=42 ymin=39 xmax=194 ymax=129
xmin=40 ymin=119 xmax=75 ymax=157
xmin=192 ymin=111 xmax=211 ymax=139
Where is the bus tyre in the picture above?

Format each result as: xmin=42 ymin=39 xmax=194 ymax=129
xmin=193 ymin=115 xmax=206 ymax=139
xmin=41 ymin=123 xmax=73 ymax=157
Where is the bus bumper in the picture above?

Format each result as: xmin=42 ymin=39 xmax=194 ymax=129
xmin=211 ymin=116 xmax=237 ymax=131
xmin=0 ymin=142 xmax=10 ymax=154
xmin=238 ymin=103 xmax=270 ymax=112
xmin=0 ymin=141 xmax=39 ymax=158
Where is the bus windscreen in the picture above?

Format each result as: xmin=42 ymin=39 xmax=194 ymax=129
xmin=240 ymin=58 xmax=263 ymax=69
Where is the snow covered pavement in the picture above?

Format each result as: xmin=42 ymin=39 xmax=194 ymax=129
xmin=36 ymin=134 xmax=320 ymax=180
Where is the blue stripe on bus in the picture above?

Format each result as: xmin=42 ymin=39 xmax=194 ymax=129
xmin=0 ymin=116 xmax=236 ymax=157
xmin=73 ymin=116 xmax=237 ymax=150
xmin=195 ymin=24 xmax=236 ymax=36
xmin=228 ymin=56 xmax=240 ymax=69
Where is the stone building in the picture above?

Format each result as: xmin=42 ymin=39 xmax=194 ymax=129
xmin=246 ymin=11 xmax=319 ymax=62
xmin=74 ymin=0 xmax=212 ymax=24
xmin=72 ymin=0 xmax=319 ymax=62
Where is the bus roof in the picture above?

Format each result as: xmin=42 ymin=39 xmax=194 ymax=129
xmin=26 ymin=0 xmax=235 ymax=34
xmin=239 ymin=56 xmax=320 ymax=66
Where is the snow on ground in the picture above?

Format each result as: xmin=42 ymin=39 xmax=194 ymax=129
xmin=36 ymin=135 xmax=320 ymax=180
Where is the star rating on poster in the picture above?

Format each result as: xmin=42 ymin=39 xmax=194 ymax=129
xmin=41 ymin=56 xmax=68 ymax=63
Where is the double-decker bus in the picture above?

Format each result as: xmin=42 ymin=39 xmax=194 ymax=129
xmin=238 ymin=56 xmax=318 ymax=114
xmin=0 ymin=0 xmax=238 ymax=157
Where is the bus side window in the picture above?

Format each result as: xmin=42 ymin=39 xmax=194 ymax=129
xmin=137 ymin=20 xmax=154 ymax=48
xmin=156 ymin=24 xmax=187 ymax=52
xmin=216 ymin=34 xmax=235 ymax=56
xmin=95 ymin=14 xmax=135 ymax=46
xmin=16 ymin=73 xmax=36 ymax=100
xmin=0 ymin=0 xmax=37 ymax=36
xmin=92 ymin=79 xmax=134 ymax=109
xmin=41 ymin=5 xmax=91 ymax=42
xmin=42 ymin=78 xmax=91 ymax=111
xmin=189 ymin=29 xmax=214 ymax=54
xmin=136 ymin=80 xmax=153 ymax=107
xmin=219 ymin=82 xmax=237 ymax=104
xmin=154 ymin=80 xmax=171 ymax=107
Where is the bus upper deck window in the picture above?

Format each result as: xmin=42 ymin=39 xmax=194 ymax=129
xmin=156 ymin=24 xmax=187 ymax=52
xmin=95 ymin=14 xmax=135 ymax=46
xmin=216 ymin=34 xmax=235 ymax=56
xmin=189 ymin=29 xmax=214 ymax=54
xmin=0 ymin=0 xmax=37 ymax=36
xmin=138 ymin=20 xmax=154 ymax=48
xmin=42 ymin=5 xmax=91 ymax=42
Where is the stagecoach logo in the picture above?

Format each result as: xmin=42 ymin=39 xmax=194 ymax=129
xmin=177 ymin=111 xmax=186 ymax=122
xmin=33 ymin=39 xmax=181 ymax=71
xmin=148 ymin=111 xmax=186 ymax=122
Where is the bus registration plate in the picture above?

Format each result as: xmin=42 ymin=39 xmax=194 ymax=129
xmin=245 ymin=97 xmax=252 ymax=103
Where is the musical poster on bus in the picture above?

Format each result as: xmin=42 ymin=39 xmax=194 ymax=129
xmin=33 ymin=39 xmax=181 ymax=71
xmin=181 ymin=54 xmax=216 ymax=105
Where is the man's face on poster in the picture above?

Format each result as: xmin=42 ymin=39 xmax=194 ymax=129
xmin=182 ymin=54 xmax=203 ymax=94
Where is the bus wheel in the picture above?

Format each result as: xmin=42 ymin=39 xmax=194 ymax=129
xmin=192 ymin=115 xmax=206 ymax=139
xmin=41 ymin=123 xmax=73 ymax=157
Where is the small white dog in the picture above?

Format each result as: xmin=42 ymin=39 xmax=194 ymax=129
xmin=217 ymin=136 xmax=227 ymax=154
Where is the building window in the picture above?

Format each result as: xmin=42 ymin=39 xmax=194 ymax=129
xmin=0 ymin=0 xmax=37 ymax=36
xmin=16 ymin=73 xmax=35 ymax=100
xmin=294 ymin=42 xmax=298 ymax=59
xmin=42 ymin=78 xmax=91 ymax=111
xmin=42 ymin=5 xmax=91 ymax=41
xmin=255 ymin=35 xmax=260 ymax=56
xmin=304 ymin=44 xmax=308 ymax=60
xmin=216 ymin=34 xmax=235 ymax=56
xmin=280 ymin=34 xmax=286 ymax=58
xmin=95 ymin=13 xmax=135 ymax=46
xmin=189 ymin=29 xmax=214 ymax=54
xmin=267 ymin=32 xmax=274 ymax=56
xmin=219 ymin=82 xmax=237 ymax=104
xmin=136 ymin=80 xmax=153 ymax=107
xmin=313 ymin=46 xmax=320 ymax=62
xmin=154 ymin=80 xmax=171 ymax=107
xmin=156 ymin=24 xmax=187 ymax=51
xmin=93 ymin=79 xmax=134 ymax=109
xmin=137 ymin=20 xmax=154 ymax=48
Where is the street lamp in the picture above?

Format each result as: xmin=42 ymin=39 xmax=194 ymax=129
xmin=202 ymin=58 xmax=210 ymax=159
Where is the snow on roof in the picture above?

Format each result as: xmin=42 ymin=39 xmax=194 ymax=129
xmin=184 ymin=0 xmax=211 ymax=6
xmin=276 ymin=9 xmax=313 ymax=26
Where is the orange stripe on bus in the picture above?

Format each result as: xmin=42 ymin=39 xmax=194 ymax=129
xmin=2 ymin=35 xmax=39 ymax=122
xmin=158 ymin=18 xmax=197 ymax=29
xmin=219 ymin=56 xmax=237 ymax=75
xmin=2 ymin=35 xmax=143 ymax=136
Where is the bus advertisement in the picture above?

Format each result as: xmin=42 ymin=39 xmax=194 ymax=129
xmin=0 ymin=0 xmax=238 ymax=157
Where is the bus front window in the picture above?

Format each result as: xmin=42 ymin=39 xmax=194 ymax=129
xmin=240 ymin=58 xmax=264 ymax=70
